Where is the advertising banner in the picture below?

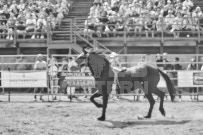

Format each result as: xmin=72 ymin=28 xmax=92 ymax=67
xmin=178 ymin=71 xmax=203 ymax=87
xmin=59 ymin=72 xmax=95 ymax=88
xmin=1 ymin=71 xmax=47 ymax=88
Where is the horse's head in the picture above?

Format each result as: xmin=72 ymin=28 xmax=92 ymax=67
xmin=75 ymin=48 xmax=89 ymax=67
xmin=75 ymin=48 xmax=110 ymax=78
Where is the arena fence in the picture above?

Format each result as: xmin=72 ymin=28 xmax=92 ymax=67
xmin=0 ymin=54 xmax=203 ymax=102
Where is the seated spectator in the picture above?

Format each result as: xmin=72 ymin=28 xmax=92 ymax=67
xmin=102 ymin=0 xmax=111 ymax=13
xmin=94 ymin=2 xmax=102 ymax=18
xmin=25 ymin=14 xmax=36 ymax=39
xmin=107 ymin=15 xmax=117 ymax=36
xmin=17 ymin=0 xmax=26 ymax=12
xmin=143 ymin=13 xmax=156 ymax=37
xmin=16 ymin=19 xmax=26 ymax=38
xmin=182 ymin=0 xmax=193 ymax=11
xmin=170 ymin=12 xmax=182 ymax=38
xmin=164 ymin=0 xmax=173 ymax=12
xmin=111 ymin=1 xmax=120 ymax=13
xmin=181 ymin=6 xmax=190 ymax=16
xmin=6 ymin=14 xmax=16 ymax=40
xmin=48 ymin=13 xmax=58 ymax=30
xmin=182 ymin=14 xmax=193 ymax=37
xmin=2 ymin=5 xmax=10 ymax=20
xmin=125 ymin=17 xmax=136 ymax=36
xmin=96 ymin=11 xmax=109 ymax=37
xmin=156 ymin=15 xmax=166 ymax=35
xmin=165 ymin=10 xmax=175 ymax=31
xmin=36 ymin=14 xmax=47 ymax=39
xmin=134 ymin=14 xmax=144 ymax=36
xmin=115 ymin=20 xmax=124 ymax=37
xmin=0 ymin=22 xmax=6 ymax=39
xmin=90 ymin=2 xmax=97 ymax=17
xmin=192 ymin=6 xmax=203 ymax=28
xmin=83 ymin=16 xmax=97 ymax=37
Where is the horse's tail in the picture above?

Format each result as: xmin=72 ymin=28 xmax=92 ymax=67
xmin=158 ymin=69 xmax=176 ymax=101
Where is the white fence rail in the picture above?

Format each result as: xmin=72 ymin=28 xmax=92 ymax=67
xmin=0 ymin=54 xmax=202 ymax=102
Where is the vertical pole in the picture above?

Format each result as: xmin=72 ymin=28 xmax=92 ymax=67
xmin=198 ymin=17 xmax=200 ymax=43
xmin=70 ymin=19 xmax=73 ymax=42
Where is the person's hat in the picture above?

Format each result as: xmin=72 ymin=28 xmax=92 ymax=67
xmin=191 ymin=58 xmax=195 ymax=62
xmin=103 ymin=2 xmax=109 ymax=6
xmin=183 ymin=6 xmax=187 ymax=10
xmin=163 ymin=52 xmax=168 ymax=56
xmin=196 ymin=6 xmax=201 ymax=10
xmin=62 ymin=57 xmax=69 ymax=62
xmin=168 ymin=10 xmax=173 ymax=13
xmin=37 ymin=54 xmax=43 ymax=57
xmin=110 ymin=52 xmax=118 ymax=58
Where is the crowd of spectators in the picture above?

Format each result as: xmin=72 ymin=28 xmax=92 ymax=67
xmin=0 ymin=0 xmax=70 ymax=40
xmin=84 ymin=0 xmax=203 ymax=38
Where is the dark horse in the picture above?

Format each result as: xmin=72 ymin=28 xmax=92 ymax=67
xmin=75 ymin=49 xmax=176 ymax=121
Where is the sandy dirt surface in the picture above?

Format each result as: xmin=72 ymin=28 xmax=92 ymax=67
xmin=0 ymin=96 xmax=203 ymax=135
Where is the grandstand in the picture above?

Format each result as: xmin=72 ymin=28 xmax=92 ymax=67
xmin=0 ymin=0 xmax=202 ymax=55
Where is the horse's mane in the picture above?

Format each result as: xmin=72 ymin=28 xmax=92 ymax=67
xmin=88 ymin=49 xmax=111 ymax=64
xmin=87 ymin=49 xmax=111 ymax=78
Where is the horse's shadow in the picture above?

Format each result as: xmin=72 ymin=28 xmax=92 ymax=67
xmin=101 ymin=119 xmax=190 ymax=129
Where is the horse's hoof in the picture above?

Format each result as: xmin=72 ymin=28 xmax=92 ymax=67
xmin=97 ymin=116 xmax=105 ymax=121
xmin=144 ymin=115 xmax=151 ymax=119
xmin=96 ymin=104 xmax=103 ymax=108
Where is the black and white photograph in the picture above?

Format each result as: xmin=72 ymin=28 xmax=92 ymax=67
xmin=0 ymin=0 xmax=203 ymax=134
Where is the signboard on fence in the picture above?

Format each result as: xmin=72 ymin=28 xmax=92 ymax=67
xmin=178 ymin=71 xmax=203 ymax=87
xmin=1 ymin=71 xmax=47 ymax=88
xmin=59 ymin=72 xmax=95 ymax=88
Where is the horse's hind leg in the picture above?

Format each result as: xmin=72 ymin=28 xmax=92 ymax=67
xmin=144 ymin=93 xmax=155 ymax=118
xmin=90 ymin=91 xmax=102 ymax=108
xmin=153 ymin=89 xmax=166 ymax=116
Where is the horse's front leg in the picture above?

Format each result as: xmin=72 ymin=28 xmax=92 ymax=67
xmin=97 ymin=93 xmax=109 ymax=121
xmin=90 ymin=91 xmax=102 ymax=108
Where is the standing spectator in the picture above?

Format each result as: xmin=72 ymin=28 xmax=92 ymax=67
xmin=33 ymin=54 xmax=47 ymax=101
xmin=15 ymin=54 xmax=31 ymax=70
xmin=187 ymin=58 xmax=197 ymax=101
xmin=156 ymin=53 xmax=164 ymax=70
xmin=80 ymin=64 xmax=92 ymax=98
xmin=172 ymin=57 xmax=182 ymax=101
xmin=48 ymin=58 xmax=58 ymax=100
xmin=67 ymin=57 xmax=79 ymax=99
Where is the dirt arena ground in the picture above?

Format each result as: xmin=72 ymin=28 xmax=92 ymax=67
xmin=0 ymin=95 xmax=203 ymax=135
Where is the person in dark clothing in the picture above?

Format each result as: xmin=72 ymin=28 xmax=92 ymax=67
xmin=163 ymin=52 xmax=173 ymax=70
xmin=156 ymin=53 xmax=164 ymax=70
xmin=172 ymin=57 xmax=182 ymax=101
xmin=187 ymin=58 xmax=197 ymax=101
